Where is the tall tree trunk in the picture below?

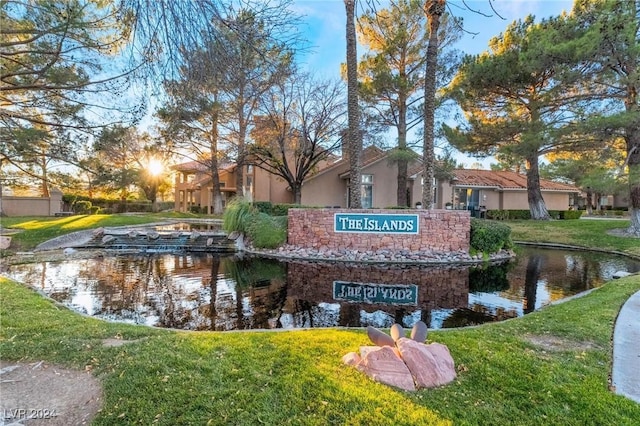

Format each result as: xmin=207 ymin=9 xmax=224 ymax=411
xmin=235 ymin=105 xmax=246 ymax=200
xmin=345 ymin=0 xmax=362 ymax=209
xmin=525 ymin=153 xmax=551 ymax=220
xmin=210 ymin=105 xmax=224 ymax=215
xmin=421 ymin=0 xmax=445 ymax=209
xmin=624 ymin=14 xmax=640 ymax=235
xmin=585 ymin=187 xmax=594 ymax=216
xmin=626 ymin=132 xmax=640 ymax=234
xmin=397 ymin=92 xmax=408 ymax=207
xmin=293 ymin=184 xmax=302 ymax=205
xmin=40 ymin=154 xmax=50 ymax=197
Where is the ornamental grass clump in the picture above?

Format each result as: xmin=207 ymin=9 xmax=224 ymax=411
xmin=222 ymin=198 xmax=255 ymax=234
xmin=223 ymin=198 xmax=287 ymax=249
xmin=246 ymin=213 xmax=287 ymax=249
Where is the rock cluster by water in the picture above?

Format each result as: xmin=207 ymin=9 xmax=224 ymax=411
xmin=342 ymin=322 xmax=457 ymax=391
xmin=252 ymin=244 xmax=514 ymax=264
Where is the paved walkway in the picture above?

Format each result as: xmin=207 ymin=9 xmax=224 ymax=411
xmin=612 ymin=290 xmax=640 ymax=404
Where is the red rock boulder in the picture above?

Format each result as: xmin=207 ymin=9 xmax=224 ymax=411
xmin=395 ymin=338 xmax=456 ymax=389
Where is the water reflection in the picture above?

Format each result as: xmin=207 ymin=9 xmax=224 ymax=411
xmin=4 ymin=247 xmax=639 ymax=331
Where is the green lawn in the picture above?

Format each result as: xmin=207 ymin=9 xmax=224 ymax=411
xmin=1 ymin=216 xmax=639 ymax=425
xmin=506 ymin=219 xmax=640 ymax=257
xmin=0 ymin=212 xmax=208 ymax=252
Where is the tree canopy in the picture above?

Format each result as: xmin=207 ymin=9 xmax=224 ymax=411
xmin=0 ymin=0 xmax=138 ymax=195
xmin=250 ymin=74 xmax=346 ymax=204
xmin=356 ymin=0 xmax=461 ymax=206
xmin=443 ymin=14 xmax=595 ymax=219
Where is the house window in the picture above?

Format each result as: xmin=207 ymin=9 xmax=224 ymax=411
xmin=247 ymin=165 xmax=253 ymax=174
xmin=361 ymin=174 xmax=373 ymax=208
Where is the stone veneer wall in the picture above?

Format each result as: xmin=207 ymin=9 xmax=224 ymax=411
xmin=287 ymin=209 xmax=470 ymax=253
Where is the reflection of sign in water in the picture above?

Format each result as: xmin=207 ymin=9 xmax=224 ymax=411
xmin=333 ymin=281 xmax=418 ymax=305
xmin=334 ymin=213 xmax=419 ymax=234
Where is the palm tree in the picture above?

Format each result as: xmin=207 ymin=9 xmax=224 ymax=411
xmin=422 ymin=0 xmax=446 ymax=209
xmin=345 ymin=0 xmax=362 ymax=208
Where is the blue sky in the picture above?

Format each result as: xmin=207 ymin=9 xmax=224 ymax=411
xmin=290 ymin=0 xmax=575 ymax=167
xmin=292 ymin=0 xmax=574 ymax=78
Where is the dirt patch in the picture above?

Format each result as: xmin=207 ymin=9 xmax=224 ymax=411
xmin=0 ymin=361 xmax=102 ymax=426
xmin=525 ymin=334 xmax=600 ymax=352
xmin=101 ymin=338 xmax=143 ymax=348
xmin=607 ymin=228 xmax=640 ymax=239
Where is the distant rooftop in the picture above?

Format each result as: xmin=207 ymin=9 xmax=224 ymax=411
xmin=452 ymin=169 xmax=579 ymax=192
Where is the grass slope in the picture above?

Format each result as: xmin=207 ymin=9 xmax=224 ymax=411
xmin=1 ymin=216 xmax=639 ymax=425
xmin=1 ymin=275 xmax=639 ymax=425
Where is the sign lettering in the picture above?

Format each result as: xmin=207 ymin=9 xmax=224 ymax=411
xmin=334 ymin=213 xmax=419 ymax=234
xmin=333 ymin=281 xmax=418 ymax=305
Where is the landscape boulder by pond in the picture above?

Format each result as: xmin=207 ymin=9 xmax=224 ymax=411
xmin=342 ymin=322 xmax=456 ymax=391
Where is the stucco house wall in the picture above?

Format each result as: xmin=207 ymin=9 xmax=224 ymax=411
xmin=171 ymin=155 xmax=580 ymax=214
xmin=300 ymin=162 xmax=349 ymax=207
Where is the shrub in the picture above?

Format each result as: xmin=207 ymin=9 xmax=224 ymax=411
xmin=486 ymin=210 xmax=509 ymax=220
xmin=507 ymin=210 xmax=531 ymax=220
xmin=470 ymin=218 xmax=513 ymax=254
xmin=271 ymin=203 xmax=300 ymax=216
xmin=73 ymin=200 xmax=92 ymax=214
xmin=223 ymin=199 xmax=255 ymax=234
xmin=246 ymin=212 xmax=287 ymax=249
xmin=253 ymin=201 xmax=273 ymax=215
xmin=562 ymin=210 xmax=583 ymax=220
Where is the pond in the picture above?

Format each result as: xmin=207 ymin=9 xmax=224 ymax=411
xmin=4 ymin=246 xmax=639 ymax=331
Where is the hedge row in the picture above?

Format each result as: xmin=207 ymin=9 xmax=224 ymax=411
xmin=62 ymin=194 xmax=173 ymax=214
xmin=486 ymin=209 xmax=583 ymax=220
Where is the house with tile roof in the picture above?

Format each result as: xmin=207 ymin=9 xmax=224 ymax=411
xmin=171 ymin=148 xmax=580 ymax=214
xmin=435 ymin=169 xmax=580 ymax=215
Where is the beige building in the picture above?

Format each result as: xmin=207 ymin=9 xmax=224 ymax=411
xmin=172 ymin=161 xmax=293 ymax=214
xmin=172 ymin=148 xmax=580 ymax=213
xmin=436 ymin=169 xmax=580 ymax=216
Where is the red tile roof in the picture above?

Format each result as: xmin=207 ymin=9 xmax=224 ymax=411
xmin=452 ymin=169 xmax=579 ymax=192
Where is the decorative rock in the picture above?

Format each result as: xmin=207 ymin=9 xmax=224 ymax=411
xmin=367 ymin=326 xmax=395 ymax=347
xmin=227 ymin=231 xmax=240 ymax=240
xmin=341 ymin=352 xmax=361 ymax=366
xmin=127 ymin=230 xmax=138 ymax=238
xmin=206 ymin=237 xmax=214 ymax=246
xmin=395 ymin=338 xmax=456 ymax=389
xmin=101 ymin=235 xmax=116 ymax=244
xmin=390 ymin=324 xmax=404 ymax=342
xmin=410 ymin=321 xmax=428 ymax=343
xmin=613 ymin=271 xmax=632 ymax=279
xmin=0 ymin=236 xmax=11 ymax=250
xmin=92 ymin=228 xmax=104 ymax=238
xmin=190 ymin=231 xmax=201 ymax=240
xmin=63 ymin=247 xmax=76 ymax=255
xmin=356 ymin=346 xmax=416 ymax=391
xmin=147 ymin=231 xmax=160 ymax=240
